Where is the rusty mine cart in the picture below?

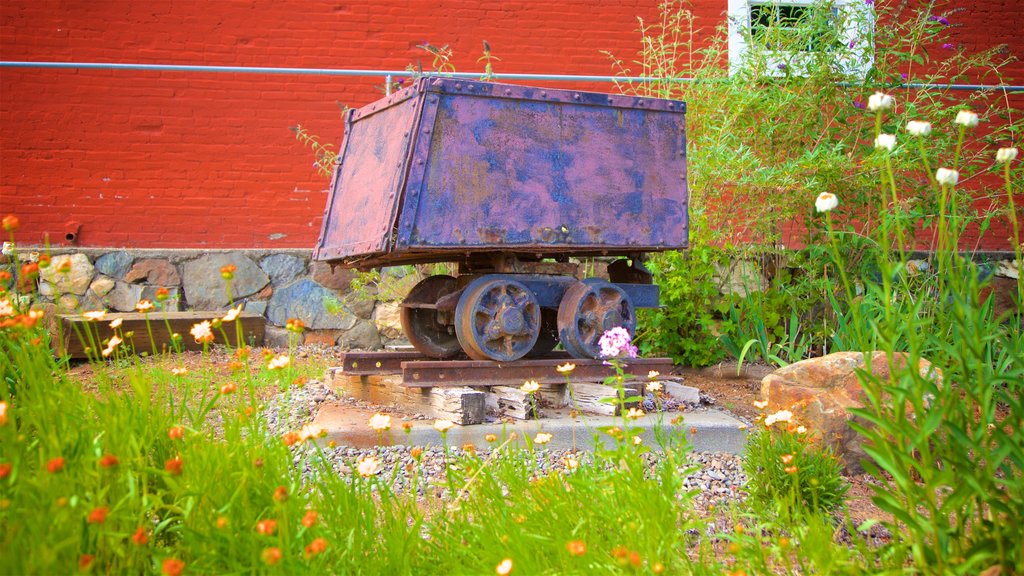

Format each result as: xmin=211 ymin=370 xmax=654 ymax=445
xmin=314 ymin=77 xmax=688 ymax=363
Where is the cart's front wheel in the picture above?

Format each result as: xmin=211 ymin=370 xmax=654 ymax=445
xmin=455 ymin=275 xmax=541 ymax=362
xmin=557 ymin=279 xmax=636 ymax=359
xmin=400 ymin=275 xmax=461 ymax=358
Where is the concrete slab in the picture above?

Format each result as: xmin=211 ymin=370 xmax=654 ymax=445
xmin=312 ymin=404 xmax=749 ymax=454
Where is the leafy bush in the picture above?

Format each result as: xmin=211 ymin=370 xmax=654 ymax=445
xmin=742 ymin=412 xmax=849 ymax=520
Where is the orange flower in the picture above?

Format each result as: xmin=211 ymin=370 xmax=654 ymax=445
xmin=21 ymin=262 xmax=39 ymax=278
xmin=256 ymin=518 xmax=277 ymax=536
xmin=652 ymin=562 xmax=665 ymax=574
xmin=285 ymin=318 xmax=305 ymax=333
xmin=161 ymin=558 xmax=185 ymax=576
xmin=0 ymin=463 xmax=11 ymax=479
xmin=98 ymin=454 xmax=119 ymax=468
xmin=78 ymin=553 xmax=95 ymax=572
xmin=215 ymin=516 xmax=229 ymax=529
xmin=47 ymin=457 xmax=65 ymax=474
xmin=462 ymin=443 xmax=476 ymax=454
xmin=304 ymin=537 xmax=328 ymax=558
xmin=780 ymin=454 xmax=794 ymax=465
xmin=165 ymin=455 xmax=183 ymax=476
xmin=784 ymin=466 xmax=798 ymax=474
xmin=282 ymin=431 xmax=301 ymax=446
xmin=220 ymin=264 xmax=237 ymax=279
xmin=37 ymin=253 xmax=51 ymax=268
xmin=0 ymin=400 xmax=7 ymax=426
xmin=410 ymin=447 xmax=423 ymax=459
xmin=484 ymin=433 xmax=497 ymax=443
xmin=220 ymin=383 xmax=237 ymax=395
xmin=87 ymin=506 xmax=109 ymax=524
xmin=273 ymin=486 xmax=289 ymax=502
xmin=261 ymin=547 xmax=282 ymax=566
xmin=301 ymin=510 xmax=318 ymax=528
xmin=565 ymin=540 xmax=587 ymax=556
xmin=167 ymin=426 xmax=184 ymax=440
xmin=628 ymin=551 xmax=642 ymax=568
xmin=228 ymin=361 xmax=244 ymax=372
xmin=131 ymin=526 xmax=149 ymax=546
xmin=154 ymin=287 xmax=170 ymax=301
xmin=2 ymin=215 xmax=19 ymax=231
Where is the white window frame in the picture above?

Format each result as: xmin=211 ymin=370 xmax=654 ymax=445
xmin=727 ymin=0 xmax=874 ymax=79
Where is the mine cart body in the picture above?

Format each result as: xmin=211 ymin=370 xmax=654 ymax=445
xmin=314 ymin=78 xmax=688 ymax=361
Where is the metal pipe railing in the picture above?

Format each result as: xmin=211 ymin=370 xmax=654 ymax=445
xmin=2 ymin=61 xmax=1022 ymax=92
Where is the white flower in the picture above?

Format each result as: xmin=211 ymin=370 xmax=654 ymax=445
xmin=171 ymin=367 xmax=187 ymax=376
xmin=267 ymin=354 xmax=290 ymax=370
xmin=222 ymin=304 xmax=243 ymax=322
xmin=906 ymin=120 xmax=932 ymax=136
xmin=109 ymin=318 xmax=123 ymax=329
xmin=555 ymin=363 xmax=576 ymax=374
xmin=135 ymin=300 xmax=154 ymax=313
xmin=190 ymin=320 xmax=214 ymax=343
xmin=954 ymin=110 xmax=979 ymax=127
xmin=632 ymin=435 xmax=643 ymax=446
xmin=356 ymin=456 xmax=381 ymax=477
xmin=815 ymin=192 xmax=839 ymax=213
xmin=763 ymin=409 xmax=793 ymax=427
xmin=563 ymin=457 xmax=579 ymax=471
xmin=647 ymin=381 xmax=663 ymax=393
xmin=520 ymin=380 xmax=540 ymax=394
xmin=996 ymin=147 xmax=1019 ymax=163
xmin=874 ymin=133 xmax=896 ymax=151
xmin=0 ymin=299 xmax=13 ymax=317
xmin=367 ymin=413 xmax=392 ymax=431
xmin=82 ymin=310 xmax=107 ymax=321
xmin=867 ymin=92 xmax=894 ymax=111
xmin=625 ymin=407 xmax=645 ymax=420
xmin=298 ymin=423 xmax=326 ymax=441
xmin=101 ymin=335 xmax=122 ymax=358
xmin=935 ymin=167 xmax=959 ymax=186
xmin=534 ymin=432 xmax=552 ymax=445
xmin=495 ymin=559 xmax=513 ymax=576
xmin=796 ymin=425 xmax=808 ymax=434
xmin=647 ymin=370 xmax=660 ymax=379
xmin=1 ymin=242 xmax=13 ymax=257
xmin=753 ymin=400 xmax=769 ymax=410
xmin=433 ymin=419 xmax=455 ymax=433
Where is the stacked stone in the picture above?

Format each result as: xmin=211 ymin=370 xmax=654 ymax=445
xmin=30 ymin=249 xmax=402 ymax=350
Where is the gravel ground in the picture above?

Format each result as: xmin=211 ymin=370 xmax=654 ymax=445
xmin=262 ymin=378 xmax=749 ymax=511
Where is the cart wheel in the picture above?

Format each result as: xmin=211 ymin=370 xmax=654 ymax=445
xmin=455 ymin=275 xmax=541 ymax=362
xmin=526 ymin=309 xmax=559 ymax=358
xmin=400 ymin=275 xmax=461 ymax=359
xmin=557 ymin=279 xmax=636 ymax=359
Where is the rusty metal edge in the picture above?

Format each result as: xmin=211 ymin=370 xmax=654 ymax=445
xmin=400 ymin=357 xmax=675 ymax=388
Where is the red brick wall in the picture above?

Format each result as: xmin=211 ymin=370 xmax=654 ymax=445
xmin=1 ymin=0 xmax=1020 ymax=250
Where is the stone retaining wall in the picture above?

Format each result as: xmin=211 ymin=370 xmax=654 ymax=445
xmin=22 ymin=248 xmax=409 ymax=350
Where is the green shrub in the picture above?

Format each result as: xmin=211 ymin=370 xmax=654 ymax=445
xmin=742 ymin=415 xmax=849 ymax=520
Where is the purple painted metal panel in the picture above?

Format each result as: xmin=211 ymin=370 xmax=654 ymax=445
xmin=315 ymin=78 xmax=688 ymax=267
xmin=313 ymin=89 xmax=420 ymax=262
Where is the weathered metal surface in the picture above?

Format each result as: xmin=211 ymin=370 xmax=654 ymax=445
xmin=337 ymin=350 xmax=425 ymax=375
xmin=315 ymin=90 xmax=421 ymax=263
xmin=454 ymin=275 xmax=541 ymax=362
xmin=314 ymin=77 xmax=688 ymax=268
xmin=557 ymin=280 xmax=636 ymax=359
xmin=400 ymin=275 xmax=461 ymax=358
xmin=401 ymin=357 xmax=676 ymax=388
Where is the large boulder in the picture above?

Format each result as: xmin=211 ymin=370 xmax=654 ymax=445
xmin=266 ymin=279 xmax=356 ymax=330
xmin=182 ymin=253 xmax=269 ymax=310
xmin=760 ymin=351 xmax=941 ymax=473
xmin=311 ymin=261 xmax=357 ymax=292
xmin=40 ymin=254 xmax=94 ymax=296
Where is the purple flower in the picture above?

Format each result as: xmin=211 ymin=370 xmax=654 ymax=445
xmin=864 ymin=0 xmax=873 ymax=4
xmin=848 ymin=37 xmax=857 ymax=49
xmin=396 ymin=78 xmax=405 ymax=86
xmin=929 ymin=15 xmax=950 ymax=26
xmin=942 ymin=43 xmax=955 ymax=50
xmin=777 ymin=63 xmax=788 ymax=71
xmin=853 ymin=99 xmax=866 ymax=110
xmin=900 ymin=73 xmax=908 ymax=80
xmin=599 ymin=327 xmax=638 ymax=359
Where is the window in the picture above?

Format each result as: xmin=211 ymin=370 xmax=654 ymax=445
xmin=727 ymin=0 xmax=874 ymax=79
